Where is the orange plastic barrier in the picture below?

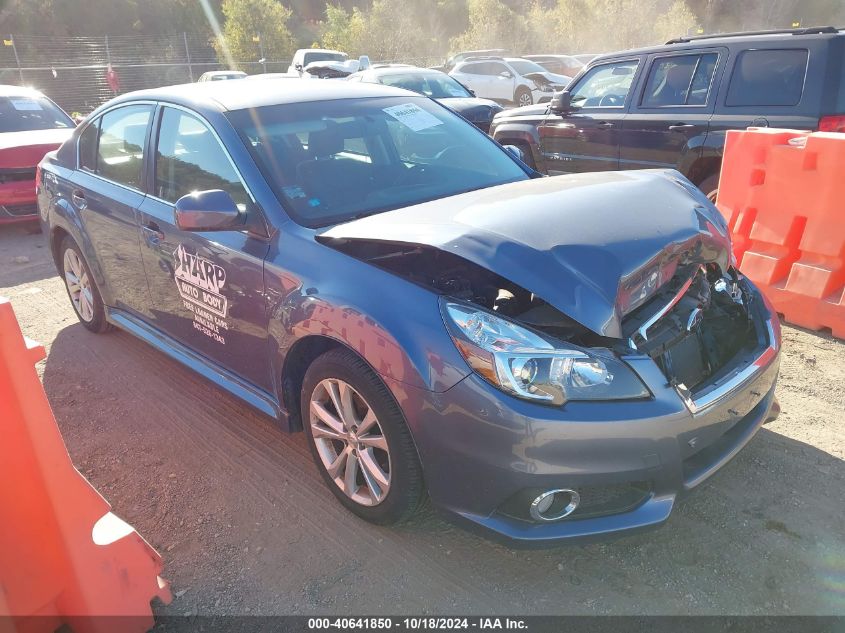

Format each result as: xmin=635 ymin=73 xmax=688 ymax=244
xmin=0 ymin=297 xmax=171 ymax=633
xmin=717 ymin=128 xmax=845 ymax=338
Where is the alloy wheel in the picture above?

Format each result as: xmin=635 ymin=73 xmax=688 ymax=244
xmin=518 ymin=92 xmax=532 ymax=107
xmin=63 ymin=248 xmax=94 ymax=323
xmin=309 ymin=378 xmax=391 ymax=506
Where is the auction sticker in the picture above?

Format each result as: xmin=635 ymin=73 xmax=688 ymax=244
xmin=383 ymin=103 xmax=443 ymax=132
xmin=11 ymin=98 xmax=43 ymax=111
xmin=173 ymin=244 xmax=229 ymax=344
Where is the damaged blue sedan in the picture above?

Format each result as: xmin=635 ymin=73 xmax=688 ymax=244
xmin=38 ymin=79 xmax=780 ymax=545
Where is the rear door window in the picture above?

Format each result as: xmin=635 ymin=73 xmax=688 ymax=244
xmin=641 ymin=53 xmax=718 ymax=107
xmin=726 ymin=49 xmax=808 ymax=107
xmin=78 ymin=118 xmax=100 ymax=172
xmin=96 ymin=104 xmax=154 ymax=190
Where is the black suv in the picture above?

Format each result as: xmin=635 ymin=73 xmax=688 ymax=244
xmin=491 ymin=27 xmax=845 ymax=200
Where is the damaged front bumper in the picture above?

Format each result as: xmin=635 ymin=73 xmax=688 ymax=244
xmin=400 ymin=281 xmax=781 ymax=547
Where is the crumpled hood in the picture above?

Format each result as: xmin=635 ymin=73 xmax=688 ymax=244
xmin=320 ymin=170 xmax=731 ymax=339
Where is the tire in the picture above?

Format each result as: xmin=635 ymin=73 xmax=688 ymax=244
xmin=301 ymin=347 xmax=425 ymax=525
xmin=514 ymin=87 xmax=533 ymax=107
xmin=59 ymin=235 xmax=112 ymax=333
xmin=699 ymin=173 xmax=719 ymax=204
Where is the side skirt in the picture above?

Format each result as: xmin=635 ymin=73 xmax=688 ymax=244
xmin=106 ymin=307 xmax=291 ymax=430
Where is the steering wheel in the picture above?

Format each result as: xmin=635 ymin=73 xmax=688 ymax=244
xmin=393 ymin=164 xmax=427 ymax=187
xmin=599 ymin=94 xmax=623 ymax=107
xmin=433 ymin=145 xmax=465 ymax=162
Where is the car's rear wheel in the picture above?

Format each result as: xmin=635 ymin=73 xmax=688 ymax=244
xmin=301 ymin=348 xmax=425 ymax=524
xmin=515 ymin=87 xmax=533 ymax=107
xmin=60 ymin=235 xmax=111 ymax=333
xmin=699 ymin=173 xmax=719 ymax=203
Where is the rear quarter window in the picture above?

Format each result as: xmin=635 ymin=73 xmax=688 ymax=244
xmin=726 ymin=48 xmax=808 ymax=107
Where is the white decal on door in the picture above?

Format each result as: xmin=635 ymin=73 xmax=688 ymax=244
xmin=173 ymin=244 xmax=230 ymax=344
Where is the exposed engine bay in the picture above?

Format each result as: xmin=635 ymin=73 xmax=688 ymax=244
xmin=327 ymin=238 xmax=760 ymax=395
xmin=327 ymin=239 xmax=603 ymax=346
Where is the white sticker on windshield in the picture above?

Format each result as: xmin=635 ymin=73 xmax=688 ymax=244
xmin=10 ymin=98 xmax=43 ymax=111
xmin=383 ymin=103 xmax=443 ymax=132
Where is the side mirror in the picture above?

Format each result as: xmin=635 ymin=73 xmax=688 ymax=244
xmin=174 ymin=190 xmax=242 ymax=232
xmin=503 ymin=144 xmax=526 ymax=163
xmin=499 ymin=71 xmax=512 ymax=78
xmin=295 ymin=63 xmax=303 ymax=71
xmin=550 ymin=90 xmax=572 ymax=115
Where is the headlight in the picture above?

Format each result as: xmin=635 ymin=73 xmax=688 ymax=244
xmin=441 ymin=300 xmax=650 ymax=405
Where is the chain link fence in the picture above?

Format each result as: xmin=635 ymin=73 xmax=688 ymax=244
xmin=0 ymin=34 xmax=448 ymax=116
xmin=0 ymin=33 xmax=291 ymax=115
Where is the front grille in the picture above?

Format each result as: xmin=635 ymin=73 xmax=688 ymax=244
xmin=0 ymin=167 xmax=36 ymax=184
xmin=1 ymin=203 xmax=38 ymax=217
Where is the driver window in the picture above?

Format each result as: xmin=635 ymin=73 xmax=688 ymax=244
xmin=568 ymin=60 xmax=639 ymax=109
xmin=155 ymin=107 xmax=249 ymax=209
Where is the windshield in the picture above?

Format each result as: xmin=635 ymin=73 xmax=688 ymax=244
xmin=227 ymin=96 xmax=527 ymax=227
xmin=0 ymin=96 xmax=73 ymax=132
xmin=379 ymin=73 xmax=472 ymax=99
xmin=507 ymin=60 xmax=548 ymax=75
xmin=304 ymin=52 xmax=347 ymax=65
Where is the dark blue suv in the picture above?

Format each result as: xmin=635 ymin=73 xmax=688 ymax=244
xmin=38 ymin=79 xmax=780 ymax=545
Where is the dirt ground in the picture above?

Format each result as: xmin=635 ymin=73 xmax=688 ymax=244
xmin=2 ymin=223 xmax=843 ymax=617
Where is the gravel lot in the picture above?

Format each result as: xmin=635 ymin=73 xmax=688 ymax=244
xmin=2 ymin=223 xmax=843 ymax=617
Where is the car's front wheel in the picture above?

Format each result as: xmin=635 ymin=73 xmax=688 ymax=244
xmin=60 ymin=235 xmax=111 ymax=333
xmin=301 ymin=348 xmax=425 ymax=525
xmin=515 ymin=86 xmax=533 ymax=107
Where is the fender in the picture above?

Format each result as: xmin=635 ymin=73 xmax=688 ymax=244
xmin=263 ymin=228 xmax=472 ymax=406
xmin=40 ymin=162 xmax=117 ymax=307
xmin=675 ymin=131 xmax=709 ymax=177
xmin=491 ymin=119 xmax=546 ymax=172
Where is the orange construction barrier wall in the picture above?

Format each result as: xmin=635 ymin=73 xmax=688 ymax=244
xmin=0 ymin=297 xmax=171 ymax=633
xmin=716 ymin=128 xmax=845 ymax=338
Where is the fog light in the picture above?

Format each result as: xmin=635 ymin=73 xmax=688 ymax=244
xmin=529 ymin=488 xmax=580 ymax=522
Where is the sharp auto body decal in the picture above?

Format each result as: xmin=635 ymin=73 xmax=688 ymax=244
xmin=173 ymin=244 xmax=229 ymax=344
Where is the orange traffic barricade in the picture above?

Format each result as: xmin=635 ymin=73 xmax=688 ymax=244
xmin=0 ymin=297 xmax=171 ymax=633
xmin=717 ymin=128 xmax=845 ymax=338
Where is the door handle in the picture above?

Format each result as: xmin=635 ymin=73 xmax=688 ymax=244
xmin=142 ymin=221 xmax=165 ymax=242
xmin=597 ymin=121 xmax=614 ymax=128
xmin=668 ymin=123 xmax=695 ymax=131
xmin=71 ymin=189 xmax=87 ymax=209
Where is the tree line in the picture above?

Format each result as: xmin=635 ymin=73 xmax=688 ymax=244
xmin=1 ymin=0 xmax=843 ymax=65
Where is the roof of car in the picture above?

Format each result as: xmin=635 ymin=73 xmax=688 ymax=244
xmin=102 ymin=78 xmax=416 ymax=114
xmin=362 ymin=66 xmax=444 ymax=77
xmin=303 ymin=49 xmax=346 ymax=56
xmin=0 ymin=84 xmax=47 ymax=98
xmin=591 ymin=27 xmax=843 ymax=62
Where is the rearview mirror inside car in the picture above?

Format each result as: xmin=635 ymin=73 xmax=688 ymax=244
xmin=612 ymin=66 xmax=633 ymax=76
xmin=174 ymin=190 xmax=243 ymax=232
xmin=550 ymin=90 xmax=572 ymax=115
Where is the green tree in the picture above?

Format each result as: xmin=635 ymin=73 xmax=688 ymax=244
xmin=214 ymin=0 xmax=295 ymax=66
xmin=449 ymin=0 xmax=532 ymax=54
